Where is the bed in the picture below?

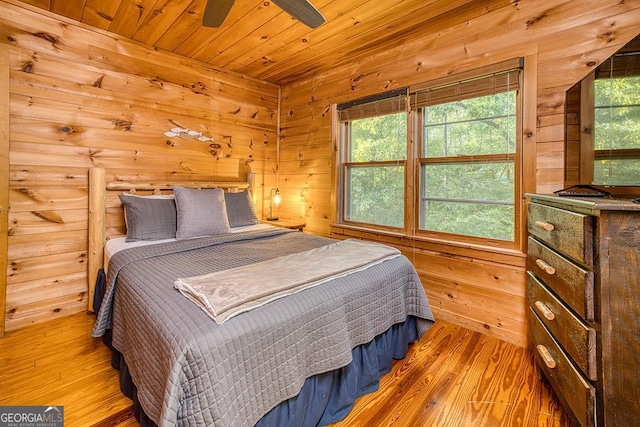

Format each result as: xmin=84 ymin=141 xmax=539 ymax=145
xmin=88 ymin=167 xmax=435 ymax=427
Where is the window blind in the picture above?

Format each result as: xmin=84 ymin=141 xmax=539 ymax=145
xmin=410 ymin=58 xmax=522 ymax=108
xmin=337 ymin=88 xmax=408 ymax=121
xmin=595 ymin=52 xmax=640 ymax=79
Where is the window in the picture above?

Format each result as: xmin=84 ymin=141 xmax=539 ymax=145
xmin=593 ymin=53 xmax=640 ymax=185
xmin=414 ymin=68 xmax=520 ymax=241
xmin=336 ymin=60 xmax=522 ymax=247
xmin=338 ymin=90 xmax=407 ymax=229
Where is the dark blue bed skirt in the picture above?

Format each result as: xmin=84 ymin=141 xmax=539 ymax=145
xmin=95 ymin=269 xmax=420 ymax=427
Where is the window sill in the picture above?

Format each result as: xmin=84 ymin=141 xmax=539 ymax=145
xmin=330 ymin=223 xmax=526 ymax=267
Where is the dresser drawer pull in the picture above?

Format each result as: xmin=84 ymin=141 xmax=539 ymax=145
xmin=535 ymin=258 xmax=556 ymax=275
xmin=536 ymin=345 xmax=557 ymax=369
xmin=534 ymin=220 xmax=555 ymax=231
xmin=534 ymin=301 xmax=556 ymax=321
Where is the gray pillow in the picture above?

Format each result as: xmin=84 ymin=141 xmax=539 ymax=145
xmin=224 ymin=190 xmax=259 ymax=227
xmin=119 ymin=194 xmax=177 ymax=242
xmin=174 ymin=186 xmax=230 ymax=239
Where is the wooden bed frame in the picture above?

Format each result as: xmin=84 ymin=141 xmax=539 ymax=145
xmin=87 ymin=167 xmax=250 ymax=312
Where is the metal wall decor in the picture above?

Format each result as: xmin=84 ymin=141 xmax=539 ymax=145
xmin=163 ymin=127 xmax=215 ymax=142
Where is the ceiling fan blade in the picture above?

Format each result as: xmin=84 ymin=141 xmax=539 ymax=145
xmin=202 ymin=0 xmax=235 ymax=28
xmin=272 ymin=0 xmax=325 ymax=28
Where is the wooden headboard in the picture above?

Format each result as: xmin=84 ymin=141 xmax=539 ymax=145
xmin=87 ymin=167 xmax=250 ymax=312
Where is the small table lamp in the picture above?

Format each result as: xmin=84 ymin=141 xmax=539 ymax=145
xmin=266 ymin=188 xmax=281 ymax=220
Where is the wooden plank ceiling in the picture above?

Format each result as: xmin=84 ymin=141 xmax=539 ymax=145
xmin=14 ymin=0 xmax=484 ymax=85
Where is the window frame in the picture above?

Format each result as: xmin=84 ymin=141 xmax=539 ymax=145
xmin=579 ymin=71 xmax=640 ymax=186
xmin=337 ymin=90 xmax=409 ymax=232
xmin=334 ymin=59 xmax=525 ymax=252
xmin=413 ymin=71 xmax=522 ymax=248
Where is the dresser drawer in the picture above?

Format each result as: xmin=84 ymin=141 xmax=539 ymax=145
xmin=527 ymin=272 xmax=596 ymax=380
xmin=527 ymin=237 xmax=594 ymax=321
xmin=528 ymin=202 xmax=593 ymax=266
xmin=529 ymin=308 xmax=596 ymax=427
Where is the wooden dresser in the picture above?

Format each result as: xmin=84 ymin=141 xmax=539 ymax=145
xmin=526 ymin=194 xmax=640 ymax=427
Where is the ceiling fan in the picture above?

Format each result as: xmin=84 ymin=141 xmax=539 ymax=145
xmin=203 ymin=0 xmax=325 ymax=29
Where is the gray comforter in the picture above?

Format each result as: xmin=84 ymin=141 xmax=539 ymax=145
xmin=92 ymin=228 xmax=434 ymax=427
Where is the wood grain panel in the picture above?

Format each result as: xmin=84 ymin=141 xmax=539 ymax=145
xmin=280 ymin=1 xmax=640 ymax=348
xmin=170 ymin=0 xmax=271 ymax=59
xmin=6 ymin=0 xmax=640 ymax=89
xmin=226 ymin=0 xmax=407 ymax=72
xmin=50 ymin=0 xmax=84 ymax=21
xmin=412 ymin=252 xmax=526 ymax=298
xmin=9 ymin=209 xmax=88 ymax=235
xmin=9 ymin=72 xmax=277 ymax=133
xmin=106 ymin=0 xmax=159 ymax=39
xmin=4 ymin=294 xmax=86 ymax=332
xmin=2 ymin=0 xmax=640 ymax=345
xmin=10 ymin=166 xmax=89 ymax=188
xmin=190 ymin=0 xmax=294 ymax=65
xmin=0 ymin=45 xmax=9 ymax=337
xmin=6 ymin=271 xmax=86 ymax=307
xmin=0 ymin=313 xmax=572 ymax=426
xmin=332 ymin=318 xmax=571 ymax=425
xmin=131 ymin=0 xmax=194 ymax=46
xmin=8 ymin=230 xmax=87 ymax=259
xmin=80 ymin=0 xmax=123 ymax=30
xmin=8 ymin=188 xmax=87 ymax=212
xmin=258 ymin=0 xmax=514 ymax=84
xmin=14 ymin=0 xmax=49 ymax=8
xmin=216 ymin=0 xmax=336 ymax=70
xmin=7 ymin=251 xmax=88 ymax=285
xmin=153 ymin=0 xmax=202 ymax=52
xmin=0 ymin=314 xmax=134 ymax=425
xmin=423 ymin=274 xmax=526 ymax=323
xmin=426 ymin=294 xmax=527 ymax=348
xmin=1 ymin=1 xmax=278 ymax=331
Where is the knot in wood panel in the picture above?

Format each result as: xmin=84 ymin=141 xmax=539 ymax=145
xmin=261 ymin=56 xmax=275 ymax=66
xmin=32 ymin=31 xmax=61 ymax=48
xmin=188 ymin=81 xmax=206 ymax=94
xmin=93 ymin=75 xmax=104 ymax=88
xmin=97 ymin=12 xmax=114 ymax=22
xmin=350 ymin=74 xmax=365 ymax=91
xmin=59 ymin=125 xmax=75 ymax=134
xmin=19 ymin=188 xmax=45 ymax=202
xmin=111 ymin=120 xmax=132 ymax=131
xmin=149 ymin=78 xmax=164 ymax=89
xmin=33 ymin=211 xmax=64 ymax=224
xmin=525 ymin=13 xmax=547 ymax=29
xmin=597 ymin=30 xmax=615 ymax=43
xmin=21 ymin=61 xmax=34 ymax=73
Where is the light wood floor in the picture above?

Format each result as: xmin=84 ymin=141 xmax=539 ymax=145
xmin=0 ymin=313 xmax=572 ymax=427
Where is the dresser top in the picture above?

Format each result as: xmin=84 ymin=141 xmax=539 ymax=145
xmin=526 ymin=193 xmax=640 ymax=215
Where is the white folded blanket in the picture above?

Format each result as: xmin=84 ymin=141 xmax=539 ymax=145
xmin=174 ymin=238 xmax=400 ymax=324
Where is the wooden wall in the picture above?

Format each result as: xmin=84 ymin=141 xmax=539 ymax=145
xmin=0 ymin=1 xmax=279 ymax=333
xmin=2 ymin=0 xmax=640 ymax=346
xmin=278 ymin=0 xmax=640 ymax=347
xmin=565 ymin=82 xmax=582 ymax=186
